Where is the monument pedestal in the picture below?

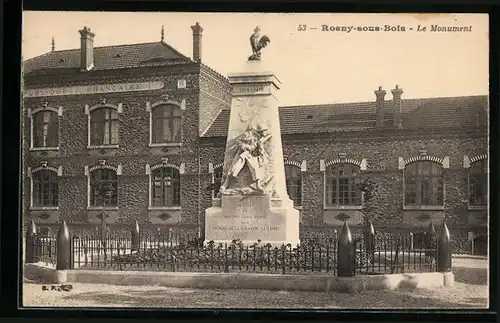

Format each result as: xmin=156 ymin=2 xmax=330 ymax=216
xmin=205 ymin=195 xmax=300 ymax=246
xmin=204 ymin=59 xmax=300 ymax=246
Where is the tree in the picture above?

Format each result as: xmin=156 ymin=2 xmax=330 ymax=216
xmin=358 ymin=178 xmax=379 ymax=225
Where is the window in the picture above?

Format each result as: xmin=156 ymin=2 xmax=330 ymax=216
xmin=32 ymin=170 xmax=58 ymax=207
xmin=90 ymin=168 xmax=118 ymax=207
xmin=90 ymin=108 xmax=119 ymax=146
xmin=469 ymin=159 xmax=487 ymax=206
xmin=404 ymin=161 xmax=443 ymax=206
xmin=152 ymin=104 xmax=182 ymax=144
xmin=151 ymin=167 xmax=180 ymax=207
xmin=213 ymin=167 xmax=223 ymax=198
xmin=32 ymin=110 xmax=59 ymax=148
xmin=285 ymin=165 xmax=302 ymax=206
xmin=325 ymin=164 xmax=362 ymax=207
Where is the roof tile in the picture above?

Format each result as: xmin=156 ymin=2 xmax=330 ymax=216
xmin=23 ymin=41 xmax=190 ymax=74
xmin=202 ymin=95 xmax=488 ymax=137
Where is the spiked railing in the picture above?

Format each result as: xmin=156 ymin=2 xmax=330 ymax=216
xmin=25 ymin=221 xmax=450 ymax=276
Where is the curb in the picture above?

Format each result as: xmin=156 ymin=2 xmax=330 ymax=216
xmin=452 ymin=254 xmax=488 ymax=260
xmin=24 ymin=263 xmax=454 ymax=293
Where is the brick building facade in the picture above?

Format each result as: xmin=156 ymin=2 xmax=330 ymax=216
xmin=22 ymin=24 xmax=488 ymax=254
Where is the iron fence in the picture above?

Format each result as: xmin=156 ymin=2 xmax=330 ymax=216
xmin=73 ymin=237 xmax=340 ymax=274
xmin=25 ymin=220 xmax=450 ymax=277
xmin=354 ymin=234 xmax=437 ymax=275
xmin=28 ymin=233 xmax=58 ymax=266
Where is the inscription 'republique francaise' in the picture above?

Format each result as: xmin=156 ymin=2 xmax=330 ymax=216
xmin=24 ymin=81 xmax=165 ymax=98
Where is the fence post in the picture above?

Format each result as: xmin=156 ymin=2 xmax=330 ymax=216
xmin=437 ymin=222 xmax=452 ymax=272
xmin=100 ymin=218 xmax=108 ymax=248
xmin=56 ymin=220 xmax=72 ymax=270
xmin=364 ymin=221 xmax=375 ymax=256
xmin=337 ymin=221 xmax=355 ymax=277
xmin=131 ymin=220 xmax=140 ymax=252
xmin=25 ymin=220 xmax=38 ymax=263
xmin=425 ymin=222 xmax=436 ymax=258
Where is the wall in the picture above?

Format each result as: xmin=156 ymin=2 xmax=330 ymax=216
xmin=22 ymin=66 xmax=488 ymax=254
xmin=199 ymin=132 xmax=488 ymax=252
xmin=23 ymin=65 xmax=203 ymax=228
xmin=198 ymin=65 xmax=232 ymax=135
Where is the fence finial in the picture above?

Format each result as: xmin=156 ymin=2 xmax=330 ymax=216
xmin=365 ymin=220 xmax=375 ymax=235
xmin=439 ymin=222 xmax=450 ymax=241
xmin=364 ymin=220 xmax=375 ymax=256
xmin=427 ymin=222 xmax=436 ymax=234
xmin=337 ymin=221 xmax=355 ymax=277
xmin=25 ymin=220 xmax=38 ymax=263
xmin=56 ymin=219 xmax=72 ymax=270
xmin=437 ymin=222 xmax=452 ymax=272
xmin=131 ymin=220 xmax=140 ymax=252
xmin=339 ymin=221 xmax=352 ymax=245
xmin=28 ymin=219 xmax=38 ymax=236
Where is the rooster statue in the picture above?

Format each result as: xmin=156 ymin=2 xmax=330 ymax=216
xmin=248 ymin=26 xmax=271 ymax=61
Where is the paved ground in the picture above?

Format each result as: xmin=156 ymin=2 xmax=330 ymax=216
xmin=22 ymin=256 xmax=488 ymax=309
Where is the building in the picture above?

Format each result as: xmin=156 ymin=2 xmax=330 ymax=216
xmin=22 ymin=24 xmax=488 ymax=254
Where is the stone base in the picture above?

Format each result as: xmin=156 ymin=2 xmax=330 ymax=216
xmin=205 ymin=194 xmax=300 ymax=246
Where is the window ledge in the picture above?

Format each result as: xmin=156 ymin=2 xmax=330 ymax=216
xmin=30 ymin=147 xmax=59 ymax=152
xmin=468 ymin=205 xmax=487 ymax=211
xmin=403 ymin=206 xmax=445 ymax=211
xmin=87 ymin=206 xmax=119 ymax=211
xmin=87 ymin=145 xmax=119 ymax=149
xmin=148 ymin=143 xmax=182 ymax=148
xmin=324 ymin=205 xmax=363 ymax=211
xmin=29 ymin=206 xmax=59 ymax=211
xmin=148 ymin=206 xmax=182 ymax=211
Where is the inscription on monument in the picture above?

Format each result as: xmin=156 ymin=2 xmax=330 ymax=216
xmin=205 ymin=195 xmax=288 ymax=242
xmin=232 ymin=84 xmax=270 ymax=96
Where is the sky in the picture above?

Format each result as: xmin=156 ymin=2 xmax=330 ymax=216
xmin=22 ymin=12 xmax=488 ymax=106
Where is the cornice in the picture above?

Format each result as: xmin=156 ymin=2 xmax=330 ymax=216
xmin=201 ymin=128 xmax=486 ymax=146
xmin=24 ymin=63 xmax=201 ymax=88
xmin=200 ymin=63 xmax=230 ymax=85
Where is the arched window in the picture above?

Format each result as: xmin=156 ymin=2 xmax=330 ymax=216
xmin=213 ymin=167 xmax=223 ymax=198
xmin=151 ymin=167 xmax=180 ymax=206
xmin=469 ymin=159 xmax=487 ymax=206
xmin=152 ymin=104 xmax=182 ymax=144
xmin=90 ymin=168 xmax=118 ymax=207
xmin=404 ymin=161 xmax=443 ymax=206
xmin=285 ymin=165 xmax=302 ymax=206
xmin=32 ymin=170 xmax=58 ymax=207
xmin=325 ymin=164 xmax=361 ymax=207
xmin=90 ymin=108 xmax=119 ymax=146
xmin=32 ymin=110 xmax=59 ymax=148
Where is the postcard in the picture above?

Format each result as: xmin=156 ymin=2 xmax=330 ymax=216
xmin=21 ymin=11 xmax=488 ymax=309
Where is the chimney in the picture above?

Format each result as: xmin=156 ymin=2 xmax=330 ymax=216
xmin=191 ymin=22 xmax=203 ymax=63
xmin=79 ymin=26 xmax=95 ymax=71
xmin=391 ymin=85 xmax=403 ymax=129
xmin=374 ymin=86 xmax=386 ymax=127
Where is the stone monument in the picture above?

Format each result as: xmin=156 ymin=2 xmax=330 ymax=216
xmin=205 ymin=27 xmax=300 ymax=246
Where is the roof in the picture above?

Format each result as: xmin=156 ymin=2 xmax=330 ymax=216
xmin=202 ymin=95 xmax=488 ymax=137
xmin=23 ymin=41 xmax=191 ymax=74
